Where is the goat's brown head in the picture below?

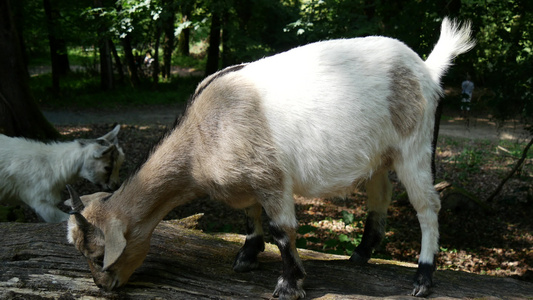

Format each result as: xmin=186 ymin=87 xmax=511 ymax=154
xmin=66 ymin=185 xmax=150 ymax=290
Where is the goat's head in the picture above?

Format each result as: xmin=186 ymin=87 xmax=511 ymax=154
xmin=66 ymin=185 xmax=150 ymax=290
xmin=78 ymin=125 xmax=125 ymax=191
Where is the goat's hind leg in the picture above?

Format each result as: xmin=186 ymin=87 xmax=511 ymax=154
xmin=233 ymin=203 xmax=265 ymax=272
xmin=350 ymin=171 xmax=392 ymax=264
xmin=396 ymin=158 xmax=441 ymax=297
xmin=263 ymin=194 xmax=306 ymax=300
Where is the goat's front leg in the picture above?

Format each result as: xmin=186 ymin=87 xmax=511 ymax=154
xmin=350 ymin=171 xmax=392 ymax=264
xmin=233 ymin=203 xmax=265 ymax=272
xmin=269 ymin=221 xmax=306 ymax=300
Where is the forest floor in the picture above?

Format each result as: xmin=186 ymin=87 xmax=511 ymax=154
xmin=4 ymin=104 xmax=533 ymax=287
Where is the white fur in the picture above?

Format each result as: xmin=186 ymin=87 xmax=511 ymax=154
xmin=0 ymin=125 xmax=125 ymax=223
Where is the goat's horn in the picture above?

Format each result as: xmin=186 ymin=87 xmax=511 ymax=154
xmin=66 ymin=184 xmax=84 ymax=212
xmin=66 ymin=185 xmax=94 ymax=231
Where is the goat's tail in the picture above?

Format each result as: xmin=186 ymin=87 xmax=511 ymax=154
xmin=425 ymin=17 xmax=475 ymax=83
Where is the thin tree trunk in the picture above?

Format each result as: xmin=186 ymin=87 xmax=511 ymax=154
xmin=205 ymin=9 xmax=221 ymax=76
xmin=178 ymin=20 xmax=190 ymax=56
xmin=177 ymin=0 xmax=191 ymax=56
xmin=93 ymin=0 xmax=113 ymax=90
xmin=162 ymin=0 xmax=177 ymax=78
xmin=110 ymin=40 xmax=124 ymax=84
xmin=43 ymin=0 xmax=61 ymax=93
xmin=121 ymin=34 xmax=140 ymax=88
xmin=486 ymin=137 xmax=533 ymax=202
xmin=99 ymin=38 xmax=114 ymax=90
xmin=152 ymin=26 xmax=162 ymax=86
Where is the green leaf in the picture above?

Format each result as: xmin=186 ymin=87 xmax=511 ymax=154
xmin=341 ymin=210 xmax=355 ymax=224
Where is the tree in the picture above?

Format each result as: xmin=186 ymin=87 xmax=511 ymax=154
xmin=177 ymin=1 xmax=192 ymax=57
xmin=205 ymin=1 xmax=222 ymax=76
xmin=161 ymin=0 xmax=179 ymax=79
xmin=0 ymin=0 xmax=59 ymax=139
xmin=43 ymin=0 xmax=70 ymax=94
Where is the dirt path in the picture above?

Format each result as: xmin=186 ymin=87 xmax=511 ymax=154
xmin=42 ymin=106 xmax=530 ymax=141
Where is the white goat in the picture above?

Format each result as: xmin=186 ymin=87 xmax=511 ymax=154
xmin=0 ymin=125 xmax=124 ymax=223
xmin=67 ymin=18 xmax=474 ymax=299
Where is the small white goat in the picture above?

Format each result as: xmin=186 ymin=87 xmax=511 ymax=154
xmin=0 ymin=125 xmax=124 ymax=223
xmin=67 ymin=18 xmax=473 ymax=299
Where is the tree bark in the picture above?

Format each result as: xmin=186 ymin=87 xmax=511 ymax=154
xmin=0 ymin=0 xmax=59 ymax=139
xmin=1 ymin=219 xmax=531 ymax=299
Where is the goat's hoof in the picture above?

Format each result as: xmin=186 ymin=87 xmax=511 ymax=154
xmin=411 ymin=284 xmax=431 ymax=297
xmin=348 ymin=251 xmax=369 ymax=265
xmin=412 ymin=263 xmax=434 ymax=297
xmin=273 ymin=276 xmax=305 ymax=300
xmin=232 ymin=259 xmax=259 ymax=272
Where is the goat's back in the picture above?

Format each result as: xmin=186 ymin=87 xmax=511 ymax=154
xmin=186 ymin=29 xmax=466 ymax=199
xmin=240 ymin=37 xmax=440 ymax=196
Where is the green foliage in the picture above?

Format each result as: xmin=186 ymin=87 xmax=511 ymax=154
xmin=296 ymin=210 xmax=363 ymax=256
xmin=285 ymin=0 xmax=380 ymax=43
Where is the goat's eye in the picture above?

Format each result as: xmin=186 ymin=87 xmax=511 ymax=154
xmin=93 ymin=256 xmax=104 ymax=266
xmin=104 ymin=166 xmax=112 ymax=173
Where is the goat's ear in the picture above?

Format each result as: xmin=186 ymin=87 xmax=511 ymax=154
xmin=94 ymin=144 xmax=117 ymax=159
xmin=102 ymin=218 xmax=127 ymax=271
xmin=99 ymin=124 xmax=120 ymax=145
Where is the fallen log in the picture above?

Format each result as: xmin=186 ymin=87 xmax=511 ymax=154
xmin=1 ymin=219 xmax=532 ymax=299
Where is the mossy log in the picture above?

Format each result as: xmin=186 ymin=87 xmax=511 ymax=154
xmin=1 ymin=219 xmax=532 ymax=299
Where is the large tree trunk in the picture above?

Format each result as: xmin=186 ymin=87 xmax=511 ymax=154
xmin=0 ymin=219 xmax=531 ymax=299
xmin=0 ymin=0 xmax=59 ymax=139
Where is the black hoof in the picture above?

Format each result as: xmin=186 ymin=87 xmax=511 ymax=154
xmin=349 ymin=251 xmax=370 ymax=265
xmin=233 ymin=247 xmax=261 ymax=272
xmin=273 ymin=276 xmax=306 ymax=300
xmin=412 ymin=262 xmax=434 ymax=297
xmin=233 ymin=257 xmax=259 ymax=272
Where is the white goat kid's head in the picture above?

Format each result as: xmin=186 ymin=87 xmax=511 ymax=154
xmin=66 ymin=186 xmax=149 ymax=290
xmin=78 ymin=125 xmax=125 ymax=191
